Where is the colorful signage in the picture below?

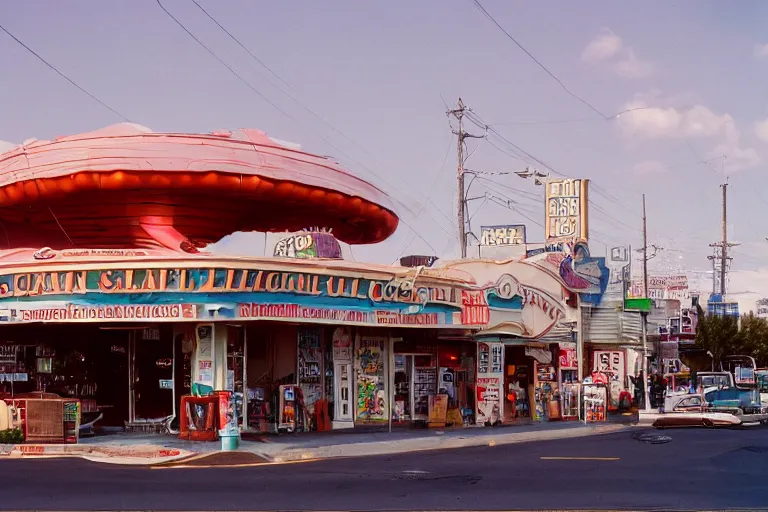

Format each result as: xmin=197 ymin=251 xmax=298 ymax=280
xmin=0 ymin=267 xmax=459 ymax=307
xmin=629 ymin=275 xmax=689 ymax=300
xmin=526 ymin=239 xmax=608 ymax=306
xmin=443 ymin=258 xmax=578 ymax=340
xmin=461 ymin=290 xmax=490 ymax=325
xmin=545 ymin=179 xmax=589 ymax=241
xmin=558 ymin=342 xmax=577 ymax=370
xmin=0 ymin=303 xmax=194 ymax=323
xmin=273 ymin=232 xmax=342 ymax=260
xmin=238 ymin=303 xmax=443 ymax=327
xmin=0 ymin=263 xmax=483 ymax=327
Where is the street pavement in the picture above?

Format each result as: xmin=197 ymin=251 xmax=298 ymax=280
xmin=1 ymin=426 xmax=767 ymax=511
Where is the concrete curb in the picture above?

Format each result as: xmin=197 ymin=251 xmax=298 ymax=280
xmin=269 ymin=424 xmax=629 ymax=463
xmin=0 ymin=443 xmax=196 ymax=466
xmin=637 ymin=410 xmax=661 ymax=427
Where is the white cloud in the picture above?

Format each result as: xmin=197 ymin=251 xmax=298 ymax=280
xmin=755 ymin=44 xmax=768 ymax=58
xmin=618 ymin=92 xmax=760 ymax=173
xmin=614 ymin=49 xmax=656 ymax=79
xmin=632 ymin=160 xmax=668 ymax=175
xmin=0 ymin=140 xmax=17 ymax=154
xmin=754 ymin=118 xmax=768 ymax=142
xmin=618 ymin=101 xmax=733 ymax=139
xmin=581 ymin=29 xmax=655 ymax=79
xmin=581 ymin=29 xmax=622 ymax=64
xmin=713 ymin=140 xmax=761 ymax=173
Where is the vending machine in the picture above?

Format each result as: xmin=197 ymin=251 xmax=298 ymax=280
xmin=476 ymin=342 xmax=503 ymax=425
xmin=558 ymin=342 xmax=580 ymax=420
xmin=533 ymin=361 xmax=557 ymax=421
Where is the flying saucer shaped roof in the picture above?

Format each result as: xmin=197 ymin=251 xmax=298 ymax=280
xmin=0 ymin=124 xmax=399 ymax=252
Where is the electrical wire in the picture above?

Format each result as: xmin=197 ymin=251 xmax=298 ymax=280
xmin=190 ymin=0 xmax=447 ymax=227
xmin=469 ymin=110 xmax=646 ymax=219
xmin=490 ymin=117 xmax=596 ymax=126
xmin=393 ymin=136 xmax=458 ymax=262
xmin=469 ymin=0 xmax=607 ymax=120
xmin=475 ymin=176 xmax=543 ymax=200
xmin=190 ymin=0 xmax=397 ymax=183
xmin=428 ymin=197 xmax=459 ymax=228
xmin=0 ymin=23 xmax=129 ymax=122
xmin=191 ymin=0 xmax=295 ymax=93
xmin=155 ymin=0 xmax=440 ymax=255
xmin=155 ymin=0 xmax=296 ymax=121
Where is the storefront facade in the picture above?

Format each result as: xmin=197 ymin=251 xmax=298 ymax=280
xmin=437 ymin=238 xmax=608 ymax=425
xmin=0 ymin=247 xmax=483 ymax=433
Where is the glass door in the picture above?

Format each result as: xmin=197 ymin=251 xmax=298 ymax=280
xmin=226 ymin=327 xmax=245 ymax=428
xmin=333 ymin=362 xmax=353 ymax=423
xmin=412 ymin=355 xmax=436 ymax=421
xmin=394 ymin=355 xmax=410 ymax=421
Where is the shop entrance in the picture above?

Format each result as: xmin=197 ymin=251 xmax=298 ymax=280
xmin=131 ymin=327 xmax=174 ymax=423
xmin=0 ymin=325 xmax=131 ymax=428
xmin=333 ymin=361 xmax=353 ymax=424
xmin=503 ymin=346 xmax=532 ymax=422
xmin=393 ymin=354 xmax=436 ymax=422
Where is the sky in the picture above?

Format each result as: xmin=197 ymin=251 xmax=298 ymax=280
xmin=3 ymin=0 xmax=768 ymax=307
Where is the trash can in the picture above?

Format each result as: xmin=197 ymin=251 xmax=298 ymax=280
xmin=219 ymin=429 xmax=239 ymax=451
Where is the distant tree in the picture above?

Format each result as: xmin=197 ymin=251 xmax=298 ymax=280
xmin=740 ymin=312 xmax=768 ymax=367
xmin=694 ymin=304 xmax=741 ymax=369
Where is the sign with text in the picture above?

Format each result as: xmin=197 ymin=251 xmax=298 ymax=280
xmin=3 ymin=303 xmax=194 ymax=323
xmin=238 ymin=303 xmax=444 ymax=327
xmin=545 ymin=179 xmax=589 ymax=241
xmin=629 ymin=275 xmax=689 ymax=300
xmin=480 ymin=225 xmax=526 ymax=246
xmin=0 ymin=267 xmax=460 ymax=309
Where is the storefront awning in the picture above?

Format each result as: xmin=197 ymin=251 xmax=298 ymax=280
xmin=476 ymin=336 xmax=549 ymax=349
xmin=474 ymin=321 xmax=572 ymax=346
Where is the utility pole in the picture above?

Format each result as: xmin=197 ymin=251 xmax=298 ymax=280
xmin=641 ymin=194 xmax=650 ymax=411
xmin=720 ymin=183 xmax=727 ymax=296
xmin=447 ymin=98 xmax=484 ymax=258
xmin=708 ymin=181 xmax=736 ymax=296
xmin=455 ymin=99 xmax=467 ymax=258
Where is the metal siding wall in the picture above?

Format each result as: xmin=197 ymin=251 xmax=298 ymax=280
xmin=584 ymin=307 xmax=643 ymax=344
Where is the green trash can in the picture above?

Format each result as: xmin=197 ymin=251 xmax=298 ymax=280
xmin=219 ymin=429 xmax=239 ymax=451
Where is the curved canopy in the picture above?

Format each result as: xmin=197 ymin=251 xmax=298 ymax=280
xmin=0 ymin=124 xmax=399 ymax=252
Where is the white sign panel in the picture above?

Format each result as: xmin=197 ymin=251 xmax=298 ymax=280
xmin=545 ymin=179 xmax=588 ymax=241
xmin=480 ymin=225 xmax=526 ymax=246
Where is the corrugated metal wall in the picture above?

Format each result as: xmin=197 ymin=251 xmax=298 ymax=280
xmin=583 ymin=305 xmax=643 ymax=344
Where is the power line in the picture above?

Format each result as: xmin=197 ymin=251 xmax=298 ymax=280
xmin=469 ymin=0 xmax=607 ymax=120
xmin=0 ymin=23 xmax=129 ymax=122
xmin=155 ymin=0 xmax=296 ymax=121
xmin=475 ymin=175 xmax=542 ymax=201
xmin=189 ymin=0 xmax=444 ymax=224
xmin=191 ymin=0 xmax=295 ymax=93
xmin=190 ymin=0 xmax=391 ymax=177
xmin=474 ymin=113 xmax=646 ymax=219
xmin=155 ymin=0 xmax=440 ymax=253
xmin=486 ymin=138 xmax=526 ymax=161
xmin=490 ymin=117 xmax=596 ymax=126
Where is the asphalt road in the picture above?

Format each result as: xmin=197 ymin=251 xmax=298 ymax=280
xmin=1 ymin=427 xmax=768 ymax=511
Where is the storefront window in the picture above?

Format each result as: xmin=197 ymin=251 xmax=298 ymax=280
xmin=355 ymin=336 xmax=387 ymax=422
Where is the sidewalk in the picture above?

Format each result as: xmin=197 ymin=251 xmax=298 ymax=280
xmin=254 ymin=420 xmax=630 ymax=463
xmin=0 ymin=416 xmax=634 ymax=465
